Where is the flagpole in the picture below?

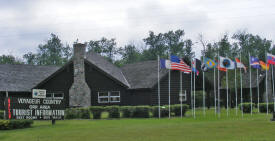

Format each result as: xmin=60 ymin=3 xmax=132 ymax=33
xmin=272 ymin=65 xmax=275 ymax=115
xmin=235 ymin=59 xmax=238 ymax=115
xmin=249 ymin=53 xmax=253 ymax=116
xmin=214 ymin=59 xmax=217 ymax=116
xmin=203 ymin=58 xmax=206 ymax=117
xmin=193 ymin=55 xmax=196 ymax=119
xmin=191 ymin=57 xmax=193 ymax=117
xmin=256 ymin=55 xmax=260 ymax=113
xmin=218 ymin=53 xmax=221 ymax=118
xmin=226 ymin=60 xmax=229 ymax=117
xmin=169 ymin=55 xmax=171 ymax=119
xmin=240 ymin=52 xmax=243 ymax=117
xmin=265 ymin=51 xmax=269 ymax=115
xmin=180 ymin=71 xmax=183 ymax=118
xmin=257 ymin=67 xmax=259 ymax=113
xmin=158 ymin=55 xmax=161 ymax=119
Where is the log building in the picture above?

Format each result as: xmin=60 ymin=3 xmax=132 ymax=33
xmin=0 ymin=43 xmax=210 ymax=109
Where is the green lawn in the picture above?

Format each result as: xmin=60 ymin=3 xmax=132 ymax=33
xmin=1 ymin=108 xmax=275 ymax=141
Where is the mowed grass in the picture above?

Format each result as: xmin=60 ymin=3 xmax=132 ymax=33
xmin=1 ymin=108 xmax=275 ymax=141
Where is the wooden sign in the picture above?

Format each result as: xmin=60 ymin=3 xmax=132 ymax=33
xmin=5 ymin=97 xmax=65 ymax=120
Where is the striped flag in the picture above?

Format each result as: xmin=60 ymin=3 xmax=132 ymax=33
xmin=250 ymin=56 xmax=261 ymax=69
xmin=160 ymin=59 xmax=171 ymax=69
xmin=235 ymin=58 xmax=247 ymax=72
xmin=260 ymin=61 xmax=270 ymax=70
xmin=170 ymin=55 xmax=191 ymax=73
xmin=267 ymin=53 xmax=275 ymax=65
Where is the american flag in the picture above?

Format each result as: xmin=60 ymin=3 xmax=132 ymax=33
xmin=170 ymin=55 xmax=191 ymax=73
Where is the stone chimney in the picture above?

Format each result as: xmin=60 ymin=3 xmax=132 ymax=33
xmin=69 ymin=43 xmax=91 ymax=107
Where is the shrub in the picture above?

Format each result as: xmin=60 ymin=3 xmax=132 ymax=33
xmin=259 ymin=103 xmax=275 ymax=113
xmin=239 ymin=103 xmax=255 ymax=113
xmin=194 ymin=91 xmax=204 ymax=107
xmin=0 ymin=120 xmax=33 ymax=130
xmin=268 ymin=103 xmax=274 ymax=113
xmin=106 ymin=106 xmax=120 ymax=118
xmin=78 ymin=108 xmax=91 ymax=119
xmin=0 ymin=110 xmax=4 ymax=119
xmin=132 ymin=106 xmax=150 ymax=118
xmin=121 ymin=106 xmax=133 ymax=118
xmin=65 ymin=108 xmax=91 ymax=119
xmin=152 ymin=106 xmax=169 ymax=118
xmin=171 ymin=104 xmax=189 ymax=117
xmin=90 ymin=106 xmax=105 ymax=119
xmin=259 ymin=103 xmax=267 ymax=113
xmin=65 ymin=108 xmax=78 ymax=119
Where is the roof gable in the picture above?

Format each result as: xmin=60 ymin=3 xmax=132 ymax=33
xmin=121 ymin=60 xmax=168 ymax=89
xmin=85 ymin=51 xmax=130 ymax=88
xmin=0 ymin=64 xmax=60 ymax=92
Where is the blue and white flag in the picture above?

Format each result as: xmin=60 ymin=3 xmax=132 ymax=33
xmin=250 ymin=56 xmax=261 ymax=69
xmin=219 ymin=56 xmax=235 ymax=69
xmin=160 ymin=59 xmax=171 ymax=69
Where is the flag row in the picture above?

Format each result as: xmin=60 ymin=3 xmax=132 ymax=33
xmin=160 ymin=53 xmax=275 ymax=74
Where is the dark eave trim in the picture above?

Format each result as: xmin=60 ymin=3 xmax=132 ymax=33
xmin=84 ymin=59 xmax=129 ymax=88
xmin=32 ymin=60 xmax=73 ymax=89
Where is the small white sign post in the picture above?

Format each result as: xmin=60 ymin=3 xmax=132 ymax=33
xmin=32 ymin=89 xmax=46 ymax=99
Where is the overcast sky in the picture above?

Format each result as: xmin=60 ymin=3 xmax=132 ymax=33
xmin=0 ymin=0 xmax=275 ymax=58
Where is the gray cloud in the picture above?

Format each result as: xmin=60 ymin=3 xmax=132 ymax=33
xmin=0 ymin=0 xmax=275 ymax=58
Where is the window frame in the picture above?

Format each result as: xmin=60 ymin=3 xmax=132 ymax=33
xmin=109 ymin=91 xmax=120 ymax=103
xmin=46 ymin=93 xmax=53 ymax=99
xmin=97 ymin=91 xmax=121 ymax=103
xmin=98 ymin=91 xmax=110 ymax=103
xmin=53 ymin=92 xmax=64 ymax=99
xmin=46 ymin=92 xmax=64 ymax=99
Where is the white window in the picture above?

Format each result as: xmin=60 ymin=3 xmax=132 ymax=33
xmin=110 ymin=91 xmax=120 ymax=103
xmin=46 ymin=92 xmax=64 ymax=99
xmin=46 ymin=93 xmax=53 ymax=98
xmin=53 ymin=92 xmax=63 ymax=99
xmin=179 ymin=90 xmax=187 ymax=102
xmin=98 ymin=91 xmax=120 ymax=103
xmin=98 ymin=92 xmax=109 ymax=103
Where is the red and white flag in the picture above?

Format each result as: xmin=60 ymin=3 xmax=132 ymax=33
xmin=170 ymin=55 xmax=191 ymax=73
xmin=235 ymin=58 xmax=247 ymax=72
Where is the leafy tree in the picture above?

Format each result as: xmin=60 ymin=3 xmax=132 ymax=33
xmin=87 ymin=37 xmax=117 ymax=63
xmin=204 ymin=43 xmax=218 ymax=59
xmin=23 ymin=52 xmax=37 ymax=65
xmin=217 ymin=34 xmax=234 ymax=57
xmin=142 ymin=30 xmax=192 ymax=61
xmin=203 ymin=34 xmax=238 ymax=59
xmin=143 ymin=31 xmax=166 ymax=60
xmin=184 ymin=39 xmax=194 ymax=59
xmin=163 ymin=30 xmax=185 ymax=56
xmin=0 ymin=55 xmax=23 ymax=64
xmin=232 ymin=31 xmax=272 ymax=64
xmin=118 ymin=44 xmax=142 ymax=64
xmin=23 ymin=34 xmax=72 ymax=65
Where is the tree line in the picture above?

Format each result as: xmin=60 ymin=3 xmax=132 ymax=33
xmin=1 ymin=30 xmax=274 ymax=69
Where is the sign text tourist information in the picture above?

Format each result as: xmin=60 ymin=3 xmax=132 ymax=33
xmin=5 ymin=97 xmax=65 ymax=120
